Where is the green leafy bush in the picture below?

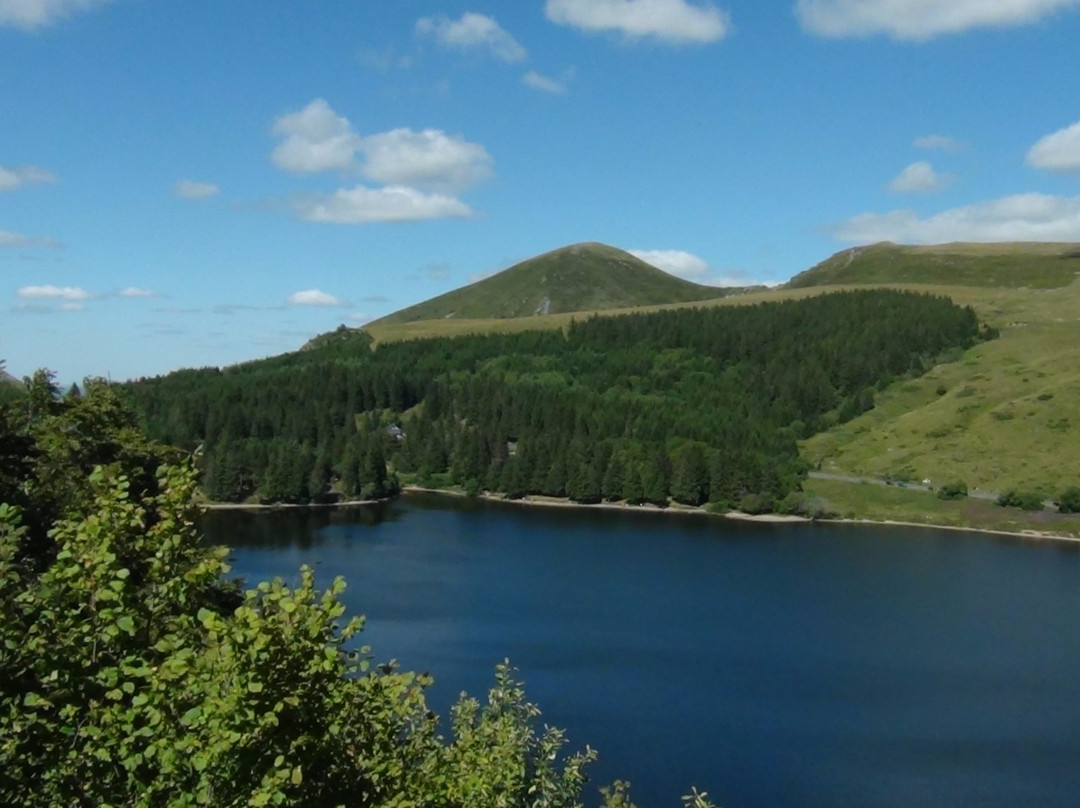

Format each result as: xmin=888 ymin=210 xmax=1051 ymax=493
xmin=996 ymin=489 xmax=1045 ymax=511
xmin=937 ymin=480 xmax=968 ymax=500
xmin=1058 ymin=487 xmax=1080 ymax=514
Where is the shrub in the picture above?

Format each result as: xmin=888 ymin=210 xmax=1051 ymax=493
xmin=738 ymin=492 xmax=773 ymax=515
xmin=937 ymin=480 xmax=968 ymax=500
xmin=1058 ymin=487 xmax=1080 ymax=514
xmin=996 ymin=489 xmax=1045 ymax=511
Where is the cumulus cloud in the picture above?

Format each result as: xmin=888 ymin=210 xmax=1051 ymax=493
xmin=889 ymin=161 xmax=954 ymax=193
xmin=830 ymin=193 xmax=1080 ymax=244
xmin=270 ymin=99 xmax=493 ymax=194
xmin=914 ymin=134 xmax=967 ymax=152
xmin=523 ymin=70 xmax=570 ymax=94
xmin=271 ymin=98 xmax=361 ymax=175
xmin=173 ymin=179 xmax=219 ymax=200
xmin=359 ymin=129 xmax=493 ymax=192
xmin=544 ymin=0 xmax=731 ymax=43
xmin=630 ymin=249 xmax=711 ymax=278
xmin=287 ymin=289 xmax=344 ymax=307
xmin=16 ymin=284 xmax=91 ymax=300
xmin=294 ymin=185 xmax=474 ymax=224
xmin=0 ymin=229 xmax=62 ymax=249
xmin=416 ymin=12 xmax=527 ymax=62
xmin=0 ymin=164 xmax=55 ymax=192
xmin=0 ymin=0 xmax=112 ymax=30
xmin=1027 ymin=119 xmax=1080 ymax=174
xmin=795 ymin=0 xmax=1080 ymax=41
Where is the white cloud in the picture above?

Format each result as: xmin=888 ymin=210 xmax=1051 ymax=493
xmin=270 ymin=99 xmax=493 ymax=196
xmin=287 ymin=289 xmax=343 ymax=307
xmin=889 ymin=161 xmax=954 ymax=193
xmin=295 ymin=185 xmax=474 ymax=224
xmin=173 ymin=179 xmax=219 ymax=200
xmin=544 ymin=0 xmax=731 ymax=44
xmin=0 ymin=229 xmax=62 ymax=249
xmin=629 ymin=248 xmax=760 ymax=286
xmin=0 ymin=164 xmax=55 ymax=192
xmin=1027 ymin=119 xmax=1080 ymax=175
xmin=830 ymin=193 xmax=1080 ymax=244
xmin=523 ymin=70 xmax=569 ymax=94
xmin=795 ymin=0 xmax=1080 ymax=41
xmin=60 ymin=302 xmax=84 ymax=311
xmin=359 ymin=129 xmax=492 ymax=192
xmin=346 ymin=312 xmax=372 ymax=324
xmin=0 ymin=0 xmax=112 ymax=30
xmin=416 ymin=12 xmax=527 ymax=62
xmin=914 ymin=134 xmax=966 ymax=152
xmin=271 ymin=98 xmax=361 ymax=174
xmin=119 ymin=286 xmax=156 ymax=298
xmin=630 ymin=249 xmax=711 ymax=278
xmin=16 ymin=284 xmax=91 ymax=300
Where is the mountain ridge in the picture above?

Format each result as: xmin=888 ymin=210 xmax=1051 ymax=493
xmin=369 ymin=242 xmax=736 ymax=326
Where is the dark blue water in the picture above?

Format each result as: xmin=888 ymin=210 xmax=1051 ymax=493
xmin=203 ymin=494 xmax=1080 ymax=808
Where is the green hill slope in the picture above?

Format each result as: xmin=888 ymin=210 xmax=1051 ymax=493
xmin=788 ymin=241 xmax=1080 ymax=289
xmin=370 ymin=242 xmax=729 ymax=325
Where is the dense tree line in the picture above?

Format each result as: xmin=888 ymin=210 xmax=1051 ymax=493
xmin=122 ymin=291 xmax=989 ymax=511
xmin=0 ymin=367 xmax=715 ymax=807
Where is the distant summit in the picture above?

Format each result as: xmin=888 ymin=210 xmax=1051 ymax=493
xmin=370 ymin=242 xmax=730 ymax=325
xmin=788 ymin=242 xmax=1080 ymax=289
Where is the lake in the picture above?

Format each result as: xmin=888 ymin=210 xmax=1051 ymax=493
xmin=203 ymin=493 xmax=1080 ymax=808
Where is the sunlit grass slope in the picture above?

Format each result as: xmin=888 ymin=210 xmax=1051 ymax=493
xmin=802 ymin=280 xmax=1080 ymax=495
xmin=369 ymin=242 xmax=733 ymax=325
xmin=364 ymin=242 xmax=1080 ymax=499
xmin=788 ymin=241 xmax=1080 ymax=289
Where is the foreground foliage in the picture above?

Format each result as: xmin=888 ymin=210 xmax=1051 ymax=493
xmin=1 ymin=372 xmax=715 ymax=806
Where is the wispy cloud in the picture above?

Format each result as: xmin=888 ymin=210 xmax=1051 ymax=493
xmin=0 ymin=0 xmax=113 ymax=30
xmin=0 ymin=229 xmax=63 ymax=249
xmin=118 ymin=286 xmax=158 ymax=298
xmin=0 ymin=164 xmax=55 ymax=192
xmin=416 ymin=12 xmax=527 ymax=62
xmin=294 ymin=185 xmax=474 ymax=224
xmin=830 ymin=193 xmax=1080 ymax=243
xmin=545 ymin=0 xmax=731 ymax=44
xmin=795 ymin=0 xmax=1080 ymax=41
xmin=523 ymin=70 xmax=571 ymax=94
xmin=173 ymin=179 xmax=220 ymax=200
xmin=16 ymin=284 xmax=91 ymax=300
xmin=914 ymin=134 xmax=967 ymax=152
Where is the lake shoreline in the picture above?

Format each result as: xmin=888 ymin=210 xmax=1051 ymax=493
xmin=400 ymin=486 xmax=1080 ymax=543
xmin=196 ymin=487 xmax=1080 ymax=544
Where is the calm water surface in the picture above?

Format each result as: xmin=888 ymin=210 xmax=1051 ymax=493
xmin=203 ymin=494 xmax=1080 ymax=808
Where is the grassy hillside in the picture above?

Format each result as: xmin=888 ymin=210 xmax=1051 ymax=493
xmin=801 ymin=279 xmax=1080 ymax=496
xmin=370 ymin=242 xmax=731 ymax=325
xmin=788 ymin=241 xmax=1080 ymax=289
xmin=360 ymin=241 xmax=1080 ymax=506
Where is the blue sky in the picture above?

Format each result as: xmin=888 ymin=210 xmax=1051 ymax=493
xmin=3 ymin=0 xmax=1080 ymax=382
